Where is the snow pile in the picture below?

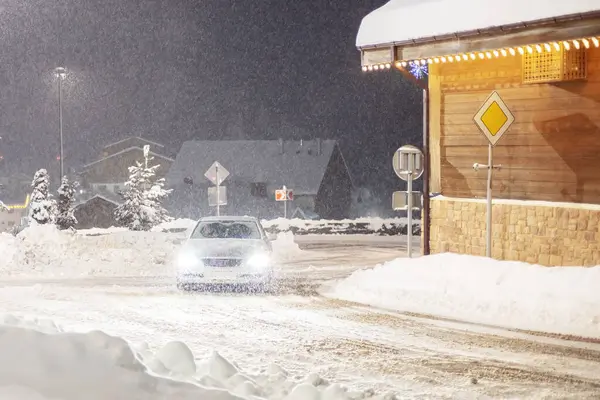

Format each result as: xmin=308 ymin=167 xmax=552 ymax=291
xmin=0 ymin=315 xmax=394 ymax=400
xmin=0 ymin=225 xmax=179 ymax=278
xmin=263 ymin=217 xmax=415 ymax=233
xmin=271 ymin=232 xmax=303 ymax=261
xmin=327 ymin=253 xmax=600 ymax=338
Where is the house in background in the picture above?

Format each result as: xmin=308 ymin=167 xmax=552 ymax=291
xmin=166 ymin=139 xmax=353 ymax=220
xmin=0 ymin=194 xmax=30 ymax=232
xmin=78 ymin=136 xmax=174 ymax=198
xmin=74 ymin=194 xmax=120 ymax=230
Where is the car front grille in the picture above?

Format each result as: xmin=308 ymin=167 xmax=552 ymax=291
xmin=202 ymin=258 xmax=243 ymax=267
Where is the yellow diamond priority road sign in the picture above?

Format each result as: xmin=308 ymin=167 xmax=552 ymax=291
xmin=473 ymin=91 xmax=514 ymax=146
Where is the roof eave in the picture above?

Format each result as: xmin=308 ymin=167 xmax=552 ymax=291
xmin=356 ymin=11 xmax=600 ymax=50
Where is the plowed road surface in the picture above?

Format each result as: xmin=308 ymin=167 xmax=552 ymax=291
xmin=1 ymin=236 xmax=599 ymax=399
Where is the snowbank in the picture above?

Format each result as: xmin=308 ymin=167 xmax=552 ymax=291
xmin=263 ymin=217 xmax=413 ymax=232
xmin=0 ymin=315 xmax=393 ymax=400
xmin=271 ymin=232 xmax=303 ymax=261
xmin=0 ymin=225 xmax=180 ymax=278
xmin=327 ymin=253 xmax=600 ymax=338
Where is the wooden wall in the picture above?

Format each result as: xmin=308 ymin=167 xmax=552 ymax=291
xmin=430 ymin=47 xmax=600 ymax=203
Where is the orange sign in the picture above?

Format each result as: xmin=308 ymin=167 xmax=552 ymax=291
xmin=275 ymin=189 xmax=293 ymax=202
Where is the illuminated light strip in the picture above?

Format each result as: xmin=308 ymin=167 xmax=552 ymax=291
xmin=5 ymin=195 xmax=30 ymax=210
xmin=362 ymin=36 xmax=600 ymax=71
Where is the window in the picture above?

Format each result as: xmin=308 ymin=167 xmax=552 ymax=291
xmin=250 ymin=182 xmax=267 ymax=198
xmin=191 ymin=220 xmax=261 ymax=239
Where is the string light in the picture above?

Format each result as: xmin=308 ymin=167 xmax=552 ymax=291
xmin=363 ymin=36 xmax=599 ymax=72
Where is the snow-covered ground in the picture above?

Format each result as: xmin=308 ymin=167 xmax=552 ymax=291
xmin=1 ymin=225 xmax=600 ymax=398
xmin=0 ymin=314 xmax=396 ymax=400
xmin=326 ymin=253 xmax=600 ymax=338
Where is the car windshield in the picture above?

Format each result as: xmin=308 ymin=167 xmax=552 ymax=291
xmin=191 ymin=220 xmax=261 ymax=239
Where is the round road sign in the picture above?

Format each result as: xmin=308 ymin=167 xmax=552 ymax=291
xmin=393 ymin=145 xmax=424 ymax=181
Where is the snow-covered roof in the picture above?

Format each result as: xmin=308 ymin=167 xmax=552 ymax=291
xmin=166 ymin=140 xmax=345 ymax=195
xmin=356 ymin=0 xmax=600 ymax=48
xmin=82 ymin=146 xmax=174 ymax=169
xmin=103 ymin=136 xmax=164 ymax=149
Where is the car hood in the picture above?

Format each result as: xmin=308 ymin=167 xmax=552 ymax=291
xmin=181 ymin=239 xmax=269 ymax=258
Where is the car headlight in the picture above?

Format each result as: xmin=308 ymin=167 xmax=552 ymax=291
xmin=177 ymin=252 xmax=201 ymax=270
xmin=246 ymin=252 xmax=271 ymax=269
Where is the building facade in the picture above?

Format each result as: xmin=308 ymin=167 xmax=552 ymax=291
xmin=357 ymin=1 xmax=600 ymax=266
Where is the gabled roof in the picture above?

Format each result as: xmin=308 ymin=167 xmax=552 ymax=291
xmin=82 ymin=146 xmax=174 ymax=170
xmin=103 ymin=136 xmax=164 ymax=150
xmin=75 ymin=193 xmax=121 ymax=208
xmin=166 ymin=140 xmax=344 ymax=195
xmin=357 ymin=0 xmax=600 ymax=48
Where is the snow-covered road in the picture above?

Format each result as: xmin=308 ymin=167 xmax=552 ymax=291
xmin=1 ymin=236 xmax=600 ymax=398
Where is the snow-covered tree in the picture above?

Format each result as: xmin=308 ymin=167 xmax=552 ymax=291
xmin=29 ymin=169 xmax=56 ymax=224
xmin=115 ymin=150 xmax=172 ymax=231
xmin=0 ymin=200 xmax=7 ymax=212
xmin=55 ymin=176 xmax=77 ymax=230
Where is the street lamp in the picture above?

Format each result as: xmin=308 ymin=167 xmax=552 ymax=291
xmin=54 ymin=67 xmax=67 ymax=178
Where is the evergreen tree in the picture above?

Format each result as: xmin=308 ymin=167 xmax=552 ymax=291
xmin=29 ymin=169 xmax=56 ymax=224
xmin=56 ymin=176 xmax=77 ymax=230
xmin=115 ymin=148 xmax=172 ymax=230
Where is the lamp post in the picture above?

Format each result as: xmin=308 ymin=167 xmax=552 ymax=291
xmin=54 ymin=67 xmax=67 ymax=178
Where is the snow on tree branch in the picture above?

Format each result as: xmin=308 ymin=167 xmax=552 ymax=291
xmin=29 ymin=169 xmax=56 ymax=225
xmin=115 ymin=151 xmax=172 ymax=231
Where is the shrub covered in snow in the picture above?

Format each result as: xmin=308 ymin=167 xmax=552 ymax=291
xmin=29 ymin=169 xmax=56 ymax=225
xmin=55 ymin=176 xmax=77 ymax=230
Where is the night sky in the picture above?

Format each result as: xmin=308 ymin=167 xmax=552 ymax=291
xmin=0 ymin=0 xmax=421 ymax=198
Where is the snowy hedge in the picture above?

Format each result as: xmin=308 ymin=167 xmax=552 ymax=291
xmin=261 ymin=218 xmax=421 ymax=236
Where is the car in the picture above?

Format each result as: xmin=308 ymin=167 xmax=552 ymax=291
xmin=175 ymin=216 xmax=275 ymax=291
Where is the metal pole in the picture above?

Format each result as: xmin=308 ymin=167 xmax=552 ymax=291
xmin=216 ymin=165 xmax=220 ymax=216
xmin=58 ymin=77 xmax=64 ymax=178
xmin=283 ymin=185 xmax=287 ymax=219
xmin=422 ymin=88 xmax=431 ymax=255
xmin=486 ymin=144 xmax=493 ymax=258
xmin=407 ymin=170 xmax=413 ymax=259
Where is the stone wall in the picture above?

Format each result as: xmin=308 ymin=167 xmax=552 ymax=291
xmin=429 ymin=197 xmax=600 ymax=266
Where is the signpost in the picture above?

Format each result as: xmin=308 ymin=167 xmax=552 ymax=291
xmin=393 ymin=145 xmax=424 ymax=258
xmin=204 ymin=161 xmax=230 ymax=216
xmin=275 ymin=186 xmax=293 ymax=218
xmin=473 ymin=91 xmax=514 ymax=258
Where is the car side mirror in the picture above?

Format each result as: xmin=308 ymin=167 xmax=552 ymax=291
xmin=267 ymin=233 xmax=277 ymax=241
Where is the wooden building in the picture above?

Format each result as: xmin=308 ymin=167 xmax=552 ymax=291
xmin=356 ymin=1 xmax=600 ymax=266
